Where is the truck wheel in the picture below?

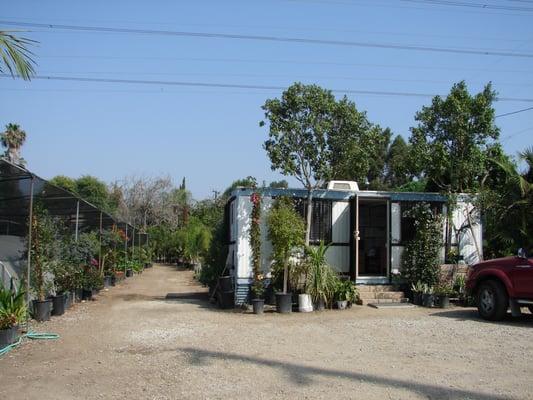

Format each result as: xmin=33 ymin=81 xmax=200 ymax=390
xmin=477 ymin=280 xmax=508 ymax=321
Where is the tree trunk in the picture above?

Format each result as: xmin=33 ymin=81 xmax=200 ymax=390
xmin=305 ymin=189 xmax=313 ymax=246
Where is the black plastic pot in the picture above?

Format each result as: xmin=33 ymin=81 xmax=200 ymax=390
xmin=103 ymin=275 xmax=113 ymax=288
xmin=33 ymin=299 xmax=52 ymax=322
xmin=52 ymin=294 xmax=66 ymax=316
xmin=422 ymin=293 xmax=434 ymax=308
xmin=111 ymin=275 xmax=116 ymax=286
xmin=315 ymin=298 xmax=326 ymax=311
xmin=265 ymin=285 xmax=276 ymax=305
xmin=64 ymin=291 xmax=74 ymax=309
xmin=436 ymin=295 xmax=450 ymax=308
xmin=126 ymin=269 xmax=133 ymax=278
xmin=275 ymin=292 xmax=292 ymax=313
xmin=218 ymin=276 xmax=233 ymax=292
xmin=218 ymin=290 xmax=234 ymax=309
xmin=0 ymin=325 xmax=19 ymax=347
xmin=252 ymin=299 xmax=265 ymax=315
xmin=412 ymin=292 xmax=422 ymax=306
xmin=82 ymin=289 xmax=95 ymax=301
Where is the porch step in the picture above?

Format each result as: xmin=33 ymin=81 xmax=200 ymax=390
xmin=361 ymin=297 xmax=409 ymax=305
xmin=357 ymin=285 xmax=397 ymax=292
xmin=358 ymin=291 xmax=406 ymax=301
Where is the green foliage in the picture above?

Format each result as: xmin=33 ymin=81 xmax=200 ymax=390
xmin=250 ymin=192 xmax=264 ymax=298
xmin=81 ymin=266 xmax=103 ymax=290
xmin=481 ymin=146 xmax=533 ymax=256
xmin=267 ymin=196 xmax=306 ymax=293
xmin=400 ymin=203 xmax=444 ymax=287
xmin=1 ymin=123 xmax=27 ymax=165
xmin=28 ymin=205 xmax=62 ymax=301
xmin=268 ymin=180 xmax=289 ymax=189
xmin=0 ymin=31 xmax=37 ymax=80
xmin=0 ymin=282 xmax=27 ymax=329
xmin=222 ymin=176 xmax=257 ymax=198
xmin=409 ymin=81 xmax=500 ymax=193
xmin=385 ymin=135 xmax=413 ymax=189
xmin=76 ymin=175 xmax=114 ymax=212
xmin=49 ymin=175 xmax=77 ymax=193
xmin=334 ymin=280 xmax=359 ymax=302
xmin=305 ymin=242 xmax=339 ymax=305
xmin=396 ymin=179 xmax=428 ymax=193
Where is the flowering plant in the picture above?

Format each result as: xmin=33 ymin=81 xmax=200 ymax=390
xmin=250 ymin=192 xmax=264 ymax=299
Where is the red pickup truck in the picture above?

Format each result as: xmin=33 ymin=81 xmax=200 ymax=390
xmin=466 ymin=249 xmax=533 ymax=321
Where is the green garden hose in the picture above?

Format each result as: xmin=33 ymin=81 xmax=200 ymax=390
xmin=0 ymin=330 xmax=59 ymax=357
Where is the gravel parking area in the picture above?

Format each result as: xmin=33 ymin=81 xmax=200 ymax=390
xmin=1 ymin=264 xmax=532 ymax=400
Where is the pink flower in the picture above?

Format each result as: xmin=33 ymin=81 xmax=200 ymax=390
xmin=250 ymin=192 xmax=261 ymax=204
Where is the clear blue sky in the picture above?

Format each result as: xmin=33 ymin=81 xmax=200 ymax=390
xmin=2 ymin=0 xmax=532 ymax=199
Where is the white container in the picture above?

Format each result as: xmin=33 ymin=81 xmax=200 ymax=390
xmin=298 ymin=294 xmax=314 ymax=312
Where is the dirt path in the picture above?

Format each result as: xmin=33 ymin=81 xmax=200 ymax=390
xmin=1 ymin=264 xmax=532 ymax=400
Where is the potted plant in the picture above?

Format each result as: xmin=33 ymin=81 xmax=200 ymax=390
xmin=434 ymin=284 xmax=454 ymax=308
xmin=81 ymin=264 xmax=103 ymax=301
xmin=251 ymin=276 xmax=265 ymax=315
xmin=0 ymin=282 xmax=26 ymax=347
xmin=266 ymin=196 xmax=306 ymax=314
xmin=410 ymin=281 xmax=424 ymax=306
xmin=421 ymin=284 xmax=434 ymax=308
xmin=305 ymin=242 xmax=338 ymax=311
xmin=29 ymin=206 xmax=58 ymax=322
xmin=334 ymin=280 xmax=358 ymax=310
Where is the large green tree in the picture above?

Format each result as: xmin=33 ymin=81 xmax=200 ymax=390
xmin=409 ymin=81 xmax=500 ymax=193
xmin=261 ymin=82 xmax=386 ymax=244
xmin=384 ymin=135 xmax=413 ymax=189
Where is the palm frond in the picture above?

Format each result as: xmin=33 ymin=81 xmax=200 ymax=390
xmin=0 ymin=31 xmax=37 ymax=80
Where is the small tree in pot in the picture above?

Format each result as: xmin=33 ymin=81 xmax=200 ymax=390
xmin=28 ymin=206 xmax=59 ymax=321
xmin=305 ymin=242 xmax=338 ymax=311
xmin=249 ymin=192 xmax=265 ymax=314
xmin=267 ymin=197 xmax=305 ymax=313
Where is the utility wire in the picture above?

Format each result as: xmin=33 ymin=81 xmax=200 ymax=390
xmin=2 ymin=20 xmax=533 ymax=58
xmin=496 ymin=106 xmax=533 ymax=117
xmin=3 ymin=73 xmax=533 ymax=102
xmin=401 ymin=0 xmax=533 ymax=12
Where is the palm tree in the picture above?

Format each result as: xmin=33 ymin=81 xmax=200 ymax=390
xmin=0 ymin=31 xmax=37 ymax=80
xmin=1 ymin=123 xmax=27 ymax=165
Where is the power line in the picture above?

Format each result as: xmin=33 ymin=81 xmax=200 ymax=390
xmin=37 ymin=54 xmax=533 ymax=75
xmin=3 ymin=73 xmax=533 ymax=102
xmin=401 ymin=0 xmax=533 ymax=12
xmin=2 ymin=20 xmax=533 ymax=58
xmin=496 ymin=106 xmax=533 ymax=117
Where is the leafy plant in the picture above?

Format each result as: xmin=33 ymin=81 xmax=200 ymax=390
xmin=305 ymin=242 xmax=339 ymax=306
xmin=334 ymin=280 xmax=359 ymax=303
xmin=400 ymin=203 xmax=444 ymax=288
xmin=0 ymin=282 xmax=27 ymax=330
xmin=410 ymin=281 xmax=425 ymax=294
xmin=434 ymin=284 xmax=455 ymax=297
xmin=266 ymin=196 xmax=306 ymax=293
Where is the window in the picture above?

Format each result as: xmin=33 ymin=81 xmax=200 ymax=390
xmin=400 ymin=201 xmax=443 ymax=243
xmin=294 ymin=198 xmax=332 ymax=243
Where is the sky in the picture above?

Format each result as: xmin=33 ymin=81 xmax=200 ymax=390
xmin=1 ymin=0 xmax=533 ymax=200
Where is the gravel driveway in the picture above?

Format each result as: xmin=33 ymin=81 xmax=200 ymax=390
xmin=1 ymin=264 xmax=532 ymax=400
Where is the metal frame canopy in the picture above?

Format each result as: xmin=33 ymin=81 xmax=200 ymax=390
xmin=0 ymin=158 xmax=134 ymax=236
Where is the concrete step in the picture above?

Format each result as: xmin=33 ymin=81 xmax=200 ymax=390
xmin=358 ymin=291 xmax=405 ymax=300
xmin=361 ymin=297 xmax=410 ymax=305
xmin=357 ymin=285 xmax=397 ymax=292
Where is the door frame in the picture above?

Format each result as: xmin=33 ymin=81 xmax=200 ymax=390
xmin=350 ymin=195 xmax=391 ymax=284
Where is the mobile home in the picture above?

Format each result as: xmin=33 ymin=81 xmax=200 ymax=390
xmin=225 ymin=184 xmax=482 ymax=305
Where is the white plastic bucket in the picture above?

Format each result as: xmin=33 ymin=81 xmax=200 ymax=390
xmin=298 ymin=294 xmax=314 ymax=312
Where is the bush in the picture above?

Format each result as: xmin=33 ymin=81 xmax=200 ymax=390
xmin=400 ymin=203 xmax=443 ymax=287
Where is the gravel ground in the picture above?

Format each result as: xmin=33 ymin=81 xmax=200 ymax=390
xmin=1 ymin=264 xmax=532 ymax=400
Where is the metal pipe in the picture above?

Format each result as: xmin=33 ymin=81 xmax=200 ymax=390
xmin=75 ymin=200 xmax=80 ymax=242
xmin=25 ymin=176 xmax=35 ymax=327
xmin=98 ymin=212 xmax=103 ymax=271
xmin=355 ymin=194 xmax=359 ymax=280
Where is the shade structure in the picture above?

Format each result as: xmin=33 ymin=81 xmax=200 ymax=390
xmin=0 ymin=158 xmax=137 ymax=237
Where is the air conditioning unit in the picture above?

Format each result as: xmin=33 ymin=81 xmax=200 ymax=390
xmin=327 ymin=180 xmax=359 ymax=191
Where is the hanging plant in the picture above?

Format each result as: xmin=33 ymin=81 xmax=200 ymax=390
xmin=250 ymin=192 xmax=264 ymax=298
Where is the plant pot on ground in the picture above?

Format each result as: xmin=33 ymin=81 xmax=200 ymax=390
xmin=125 ymin=269 xmax=133 ymax=278
xmin=103 ymin=275 xmax=113 ymax=288
xmin=275 ymin=292 xmax=292 ymax=313
xmin=298 ymin=293 xmax=313 ymax=312
xmin=252 ymin=298 xmax=265 ymax=314
xmin=33 ymin=299 xmax=52 ymax=321
xmin=410 ymin=281 xmax=425 ymax=306
xmin=434 ymin=284 xmax=454 ymax=308
xmin=422 ymin=293 xmax=434 ymax=308
xmin=334 ymin=280 xmax=358 ymax=311
xmin=0 ymin=282 xmax=26 ymax=346
xmin=51 ymin=293 xmax=66 ymax=316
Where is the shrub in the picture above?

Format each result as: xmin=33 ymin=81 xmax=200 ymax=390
xmin=400 ymin=203 xmax=443 ymax=287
